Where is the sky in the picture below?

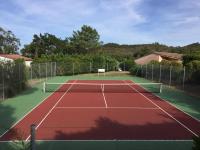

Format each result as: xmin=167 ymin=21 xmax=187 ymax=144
xmin=0 ymin=0 xmax=200 ymax=47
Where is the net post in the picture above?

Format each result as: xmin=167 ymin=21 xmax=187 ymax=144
xmin=159 ymin=83 xmax=163 ymax=93
xmin=30 ymin=124 xmax=36 ymax=150
xmin=43 ymin=82 xmax=46 ymax=93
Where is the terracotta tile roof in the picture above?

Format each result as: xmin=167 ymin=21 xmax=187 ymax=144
xmin=135 ymin=54 xmax=160 ymax=65
xmin=154 ymin=52 xmax=183 ymax=60
xmin=135 ymin=52 xmax=183 ymax=65
xmin=0 ymin=54 xmax=32 ymax=61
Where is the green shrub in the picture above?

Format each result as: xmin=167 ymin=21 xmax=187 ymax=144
xmin=185 ymin=60 xmax=200 ymax=84
xmin=183 ymin=54 xmax=200 ymax=66
xmin=32 ymin=54 xmax=118 ymax=75
xmin=192 ymin=136 xmax=200 ymax=150
xmin=129 ymin=65 xmax=140 ymax=75
xmin=119 ymin=59 xmax=136 ymax=71
xmin=0 ymin=59 xmax=27 ymax=98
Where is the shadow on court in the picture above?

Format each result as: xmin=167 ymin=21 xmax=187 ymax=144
xmin=34 ymin=116 xmax=194 ymax=150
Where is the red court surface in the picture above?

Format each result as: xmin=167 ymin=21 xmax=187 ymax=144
xmin=0 ymin=80 xmax=200 ymax=141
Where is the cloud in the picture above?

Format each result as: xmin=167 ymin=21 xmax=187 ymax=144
xmin=0 ymin=0 xmax=199 ymax=46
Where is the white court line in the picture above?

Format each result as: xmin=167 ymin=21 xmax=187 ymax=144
xmin=101 ymin=84 xmax=108 ymax=108
xmin=55 ymin=106 xmax=159 ymax=109
xmin=0 ymin=80 xmax=67 ymax=139
xmin=35 ymin=139 xmax=193 ymax=142
xmin=123 ymin=80 xmax=199 ymax=137
xmin=25 ymin=80 xmax=77 ymax=141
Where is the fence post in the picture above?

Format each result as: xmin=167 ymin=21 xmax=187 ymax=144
xmin=169 ymin=65 xmax=172 ymax=86
xmin=183 ymin=66 xmax=186 ymax=89
xmin=45 ymin=63 xmax=48 ymax=81
xmin=30 ymin=124 xmax=36 ymax=150
xmin=89 ymin=62 xmax=92 ymax=73
xmin=152 ymin=64 xmax=154 ymax=81
xmin=140 ymin=65 xmax=143 ymax=77
xmin=55 ymin=62 xmax=57 ymax=76
xmin=18 ymin=63 xmax=21 ymax=91
xmin=50 ymin=62 xmax=52 ymax=77
xmin=30 ymin=65 xmax=32 ymax=80
xmin=73 ymin=63 xmax=74 ymax=75
xmin=2 ymin=65 xmax=5 ymax=100
xmin=159 ymin=64 xmax=162 ymax=82
xmin=39 ymin=63 xmax=41 ymax=80
xmin=145 ymin=64 xmax=147 ymax=79
xmin=106 ymin=63 xmax=109 ymax=72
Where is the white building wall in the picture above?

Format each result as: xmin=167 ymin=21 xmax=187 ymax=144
xmin=0 ymin=56 xmax=32 ymax=67
xmin=0 ymin=56 xmax=14 ymax=62
xmin=25 ymin=61 xmax=32 ymax=67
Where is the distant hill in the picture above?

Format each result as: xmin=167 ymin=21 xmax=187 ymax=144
xmin=101 ymin=42 xmax=200 ymax=59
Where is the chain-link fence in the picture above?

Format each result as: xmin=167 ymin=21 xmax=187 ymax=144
xmin=0 ymin=62 xmax=27 ymax=100
xmin=55 ymin=61 xmax=118 ymax=76
xmin=136 ymin=64 xmax=187 ymax=88
xmin=27 ymin=62 xmax=57 ymax=80
xmin=0 ymin=60 xmax=128 ymax=100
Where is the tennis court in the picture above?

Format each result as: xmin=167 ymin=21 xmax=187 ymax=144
xmin=0 ymin=80 xmax=199 ymax=141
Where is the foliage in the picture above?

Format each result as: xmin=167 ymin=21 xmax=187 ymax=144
xmin=0 ymin=27 xmax=20 ymax=54
xmin=0 ymin=59 xmax=27 ymax=98
xmin=68 ymin=25 xmax=102 ymax=54
xmin=182 ymin=54 xmax=200 ymax=66
xmin=21 ymin=33 xmax=67 ymax=58
xmin=129 ymin=65 xmax=140 ymax=75
xmin=21 ymin=25 xmax=102 ymax=57
xmin=33 ymin=53 xmax=118 ymax=75
xmin=192 ymin=136 xmax=200 ymax=150
xmin=185 ymin=60 xmax=200 ymax=84
xmin=159 ymin=60 xmax=182 ymax=67
xmin=133 ymin=47 xmax=152 ymax=58
xmin=119 ymin=59 xmax=136 ymax=71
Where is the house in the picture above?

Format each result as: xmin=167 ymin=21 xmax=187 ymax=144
xmin=0 ymin=54 xmax=32 ymax=67
xmin=135 ymin=52 xmax=183 ymax=65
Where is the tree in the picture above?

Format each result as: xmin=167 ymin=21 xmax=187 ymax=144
xmin=21 ymin=33 xmax=67 ymax=58
xmin=69 ymin=25 xmax=101 ymax=54
xmin=182 ymin=54 xmax=200 ymax=66
xmin=0 ymin=27 xmax=20 ymax=54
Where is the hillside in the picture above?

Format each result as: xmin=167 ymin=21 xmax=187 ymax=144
xmin=101 ymin=42 xmax=200 ymax=58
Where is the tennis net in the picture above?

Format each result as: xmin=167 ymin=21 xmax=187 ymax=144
xmin=43 ymin=82 xmax=163 ymax=93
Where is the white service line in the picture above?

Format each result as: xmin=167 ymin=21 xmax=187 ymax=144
xmin=123 ymin=80 xmax=199 ymax=137
xmin=55 ymin=106 xmax=159 ymax=109
xmin=25 ymin=80 xmax=77 ymax=141
xmin=101 ymin=84 xmax=108 ymax=108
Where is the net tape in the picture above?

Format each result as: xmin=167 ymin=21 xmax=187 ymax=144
xmin=43 ymin=82 xmax=163 ymax=93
